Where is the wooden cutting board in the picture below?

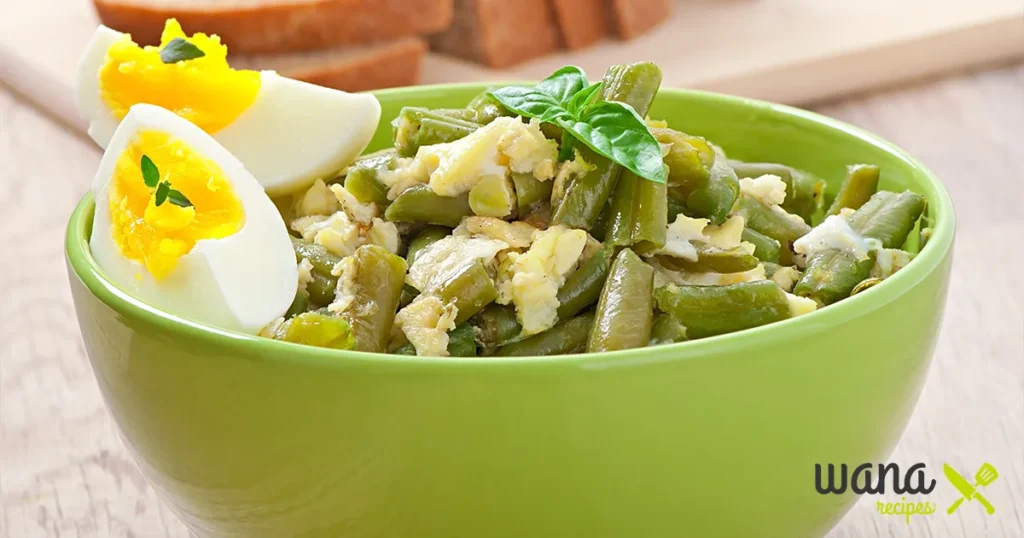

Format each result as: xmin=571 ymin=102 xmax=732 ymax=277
xmin=2 ymin=0 xmax=1023 ymax=136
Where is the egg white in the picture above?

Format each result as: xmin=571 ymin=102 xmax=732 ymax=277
xmin=90 ymin=104 xmax=298 ymax=334
xmin=77 ymin=25 xmax=382 ymax=196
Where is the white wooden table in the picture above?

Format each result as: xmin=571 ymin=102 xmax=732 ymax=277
xmin=1 ymin=64 xmax=1022 ymax=537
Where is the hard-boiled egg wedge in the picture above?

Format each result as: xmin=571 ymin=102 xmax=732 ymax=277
xmin=77 ymin=19 xmax=381 ymax=196
xmin=90 ymin=103 xmax=298 ymax=334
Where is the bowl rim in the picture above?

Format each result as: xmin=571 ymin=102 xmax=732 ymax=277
xmin=65 ymin=83 xmax=956 ymax=369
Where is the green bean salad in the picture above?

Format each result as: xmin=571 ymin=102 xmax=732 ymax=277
xmin=262 ymin=62 xmax=928 ymax=356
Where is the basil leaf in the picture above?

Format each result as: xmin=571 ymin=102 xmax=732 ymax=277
xmin=566 ymin=82 xmax=601 ymax=116
xmin=558 ymin=101 xmax=667 ymax=184
xmin=534 ymin=66 xmax=589 ymax=104
xmin=488 ymin=86 xmax=563 ymax=119
xmin=140 ymin=155 xmax=159 ymax=188
xmin=154 ymin=181 xmax=171 ymax=206
xmin=167 ymin=189 xmax=193 ymax=208
xmin=160 ymin=38 xmax=206 ymax=63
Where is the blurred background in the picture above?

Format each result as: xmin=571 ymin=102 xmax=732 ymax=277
xmin=1 ymin=1 xmax=1023 ymax=538
xmin=1 ymin=0 xmax=1022 ymax=130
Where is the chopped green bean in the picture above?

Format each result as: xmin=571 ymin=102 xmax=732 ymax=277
xmin=649 ymin=312 xmax=687 ymax=346
xmin=280 ymin=312 xmax=355 ymax=350
xmin=344 ymin=149 xmax=394 ymax=205
xmin=466 ymin=90 xmax=510 ymax=124
xmin=741 ymin=228 xmax=781 ymax=263
xmin=792 ymin=249 xmax=876 ymax=306
xmin=392 ymin=343 xmax=417 ymax=355
xmin=826 ymin=164 xmax=880 ymax=216
xmin=392 ymin=107 xmax=480 ymax=157
xmin=606 ymin=170 xmax=668 ymax=253
xmin=446 ymin=323 xmax=478 ymax=357
xmin=667 ymin=243 xmax=760 ymax=273
xmin=384 ymin=184 xmax=473 ymax=227
xmin=731 ymin=194 xmax=812 ymax=264
xmin=306 ymin=271 xmax=337 ymax=306
xmin=848 ymin=191 xmax=926 ymax=249
xmin=556 ymin=245 xmax=615 ymax=320
xmin=587 ymin=249 xmax=655 ymax=352
xmin=285 ymin=290 xmax=309 ymax=319
xmin=496 ymin=312 xmax=595 ymax=356
xmin=730 ymin=161 xmax=826 ymax=222
xmin=469 ymin=175 xmax=516 ymax=218
xmin=471 ymin=304 xmax=522 ymax=350
xmin=655 ymin=281 xmax=791 ymax=339
xmin=290 ymin=236 xmax=342 ymax=277
xmin=512 ymin=172 xmax=554 ymax=217
xmin=439 ymin=261 xmax=498 ymax=324
xmin=336 ymin=245 xmax=408 ymax=353
xmin=406 ymin=226 xmax=451 ymax=266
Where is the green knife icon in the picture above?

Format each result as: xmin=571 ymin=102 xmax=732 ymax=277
xmin=944 ymin=463 xmax=997 ymax=515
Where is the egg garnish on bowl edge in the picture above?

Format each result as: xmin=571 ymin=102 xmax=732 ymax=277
xmin=90 ymin=104 xmax=298 ymax=334
xmin=77 ymin=19 xmax=381 ymax=196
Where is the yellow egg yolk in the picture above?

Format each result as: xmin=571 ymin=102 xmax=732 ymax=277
xmin=109 ymin=130 xmax=245 ymax=278
xmin=99 ymin=19 xmax=260 ymax=134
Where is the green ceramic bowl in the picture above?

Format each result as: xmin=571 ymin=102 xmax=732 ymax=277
xmin=65 ymin=84 xmax=954 ymax=538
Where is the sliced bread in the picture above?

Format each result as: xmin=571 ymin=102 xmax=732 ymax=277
xmin=231 ymin=37 xmax=427 ymax=92
xmin=549 ymin=0 xmax=609 ymax=50
xmin=428 ymin=0 xmax=560 ymax=68
xmin=92 ymin=0 xmax=454 ymax=53
xmin=608 ymin=0 xmax=671 ymax=39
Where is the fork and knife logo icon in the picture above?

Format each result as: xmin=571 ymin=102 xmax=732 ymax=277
xmin=943 ymin=462 xmax=998 ymax=515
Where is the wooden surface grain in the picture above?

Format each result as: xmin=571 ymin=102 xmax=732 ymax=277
xmin=1 ymin=64 xmax=1022 ymax=538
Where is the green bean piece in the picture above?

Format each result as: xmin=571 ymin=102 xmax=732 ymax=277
xmin=649 ymin=312 xmax=687 ymax=346
xmin=847 ymin=191 xmax=926 ymax=249
xmin=344 ymin=150 xmax=394 ymax=205
xmin=471 ymin=304 xmax=522 ymax=350
xmin=469 ymin=175 xmax=516 ymax=218
xmin=384 ymin=184 xmax=473 ymax=227
xmin=654 ymin=281 xmax=792 ymax=339
xmin=306 ymin=271 xmax=337 ymax=306
xmin=466 ymin=90 xmax=510 ymax=125
xmin=762 ymin=262 xmax=783 ymax=278
xmin=850 ymin=277 xmax=884 ymax=296
xmin=285 ymin=290 xmax=309 ymax=319
xmin=551 ymin=63 xmax=663 ymax=230
xmin=826 ymin=164 xmax=880 ymax=216
xmin=392 ymin=343 xmax=417 ymax=355
xmin=392 ymin=107 xmax=480 ymax=157
xmin=496 ymin=312 xmax=595 ymax=357
xmin=446 ymin=323 xmax=478 ymax=357
xmin=741 ymin=228 xmax=781 ymax=263
xmin=556 ymin=245 xmax=615 ymax=320
xmin=606 ymin=170 xmax=668 ymax=253
xmin=338 ymin=245 xmax=408 ymax=353
xmin=587 ymin=249 xmax=655 ymax=352
xmin=281 ymin=312 xmax=355 ymax=350
xmin=290 ymin=236 xmax=342 ymax=278
xmin=654 ymin=130 xmax=738 ymax=224
xmin=439 ymin=261 xmax=498 ymax=324
xmin=730 ymin=161 xmax=826 ymax=222
xmin=668 ymin=243 xmax=761 ymax=273
xmin=731 ymin=194 xmax=812 ymax=264
xmin=406 ymin=225 xmax=451 ymax=266
xmin=667 ymin=196 xmax=702 ymax=222
xmin=512 ymin=172 xmax=554 ymax=216
xmin=399 ymin=284 xmax=419 ymax=308
xmin=792 ymin=249 xmax=876 ymax=306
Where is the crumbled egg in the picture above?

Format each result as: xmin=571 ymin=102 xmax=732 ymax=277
xmin=785 ymin=293 xmax=818 ymax=317
xmin=551 ymin=149 xmax=595 ymax=206
xmin=328 ymin=256 xmax=358 ymax=314
xmin=793 ymin=215 xmax=873 ymax=261
xmin=367 ymin=218 xmax=401 ymax=254
xmin=294 ymin=178 xmax=340 ymax=217
xmin=770 ymin=265 xmax=802 ymax=292
xmin=499 ymin=226 xmax=588 ymax=335
xmin=739 ymin=174 xmax=787 ymax=207
xmin=379 ymin=117 xmax=558 ymax=201
xmin=657 ymin=214 xmax=709 ymax=261
xmin=453 ymin=216 xmax=537 ymax=249
xmin=291 ymin=213 xmax=363 ymax=257
xmin=703 ymin=215 xmax=746 ymax=249
xmin=297 ymin=258 xmax=315 ymax=293
xmin=330 ymin=184 xmax=378 ymax=224
xmin=89 ymin=104 xmax=297 ymax=334
xmin=77 ymin=19 xmax=379 ymax=195
xmin=407 ymin=235 xmax=509 ymax=293
xmin=395 ymin=295 xmax=459 ymax=357
xmin=872 ymin=248 xmax=914 ymax=279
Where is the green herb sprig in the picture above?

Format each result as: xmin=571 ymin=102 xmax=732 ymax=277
xmin=488 ymin=66 xmax=666 ymax=184
xmin=159 ymin=38 xmax=206 ymax=63
xmin=141 ymin=155 xmax=193 ymax=208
